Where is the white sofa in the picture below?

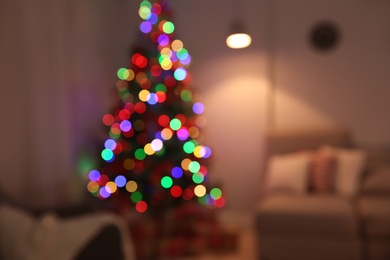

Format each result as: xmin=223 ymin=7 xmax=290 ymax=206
xmin=255 ymin=129 xmax=390 ymax=260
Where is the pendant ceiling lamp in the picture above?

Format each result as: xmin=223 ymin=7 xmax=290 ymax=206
xmin=226 ymin=1 xmax=251 ymax=49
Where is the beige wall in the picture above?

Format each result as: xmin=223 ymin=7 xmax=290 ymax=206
xmin=172 ymin=0 xmax=390 ymax=211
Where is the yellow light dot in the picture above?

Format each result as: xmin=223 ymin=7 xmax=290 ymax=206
xmin=181 ymin=158 xmax=192 ymax=171
xmin=188 ymin=127 xmax=200 ymax=138
xmin=193 ymin=146 xmax=206 ymax=158
xmin=160 ymin=47 xmax=172 ymax=57
xmin=106 ymin=182 xmax=117 ymax=194
xmin=126 ymin=181 xmax=137 ymax=193
xmin=160 ymin=59 xmax=172 ymax=70
xmin=171 ymin=40 xmax=183 ymax=51
xmin=194 ymin=185 xmax=206 ymax=197
xmin=135 ymin=72 xmax=147 ymax=83
xmin=161 ymin=128 xmax=173 ymax=140
xmin=110 ymin=125 xmax=121 ymax=135
xmin=144 ymin=143 xmax=155 ymax=155
xmin=87 ymin=182 xmax=100 ymax=193
xmin=139 ymin=89 xmax=150 ymax=102
xmin=123 ymin=159 xmax=135 ymax=170
xmin=125 ymin=69 xmax=135 ymax=81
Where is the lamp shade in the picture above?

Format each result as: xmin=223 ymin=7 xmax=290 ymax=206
xmin=226 ymin=21 xmax=252 ymax=49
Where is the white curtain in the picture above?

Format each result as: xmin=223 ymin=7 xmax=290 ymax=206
xmin=0 ymin=0 xmax=137 ymax=208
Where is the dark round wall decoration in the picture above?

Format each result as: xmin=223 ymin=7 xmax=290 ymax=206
xmin=309 ymin=21 xmax=340 ymax=52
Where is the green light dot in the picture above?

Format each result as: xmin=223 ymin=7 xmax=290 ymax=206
xmin=118 ymin=89 xmax=130 ymax=99
xmin=109 ymin=131 xmax=121 ymax=139
xmin=162 ymin=21 xmax=175 ymax=34
xmin=189 ymin=161 xmax=201 ymax=173
xmin=161 ymin=176 xmax=173 ymax=189
xmin=131 ymin=191 xmax=142 ymax=203
xmin=135 ymin=148 xmax=146 ymax=160
xmin=158 ymin=54 xmax=169 ymax=63
xmin=140 ymin=0 xmax=151 ymax=8
xmin=139 ymin=6 xmax=151 ymax=20
xmin=170 ymin=118 xmax=182 ymax=131
xmin=155 ymin=83 xmax=167 ymax=92
xmin=177 ymin=48 xmax=189 ymax=59
xmin=198 ymin=196 xmax=206 ymax=205
xmin=180 ymin=89 xmax=192 ymax=102
xmin=210 ymin=188 xmax=222 ymax=200
xmin=117 ymin=68 xmax=127 ymax=80
xmin=101 ymin=149 xmax=114 ymax=161
xmin=183 ymin=141 xmax=196 ymax=154
xmin=192 ymin=172 xmax=204 ymax=184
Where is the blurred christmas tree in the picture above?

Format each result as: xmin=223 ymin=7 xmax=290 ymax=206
xmin=86 ymin=0 xmax=224 ymax=214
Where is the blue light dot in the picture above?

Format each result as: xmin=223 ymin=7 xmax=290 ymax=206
xmin=155 ymin=131 xmax=162 ymax=139
xmin=192 ymin=102 xmax=204 ymax=114
xmin=104 ymin=139 xmax=117 ymax=150
xmin=147 ymin=93 xmax=158 ymax=105
xmin=88 ymin=170 xmax=101 ymax=182
xmin=115 ymin=175 xmax=127 ymax=188
xmin=171 ymin=167 xmax=183 ymax=178
xmin=99 ymin=187 xmax=110 ymax=199
xmin=140 ymin=21 xmax=152 ymax=33
xmin=158 ymin=34 xmax=169 ymax=46
xmin=203 ymin=147 xmax=212 ymax=158
xmin=180 ymin=54 xmax=191 ymax=65
xmin=174 ymin=67 xmax=187 ymax=81
xmin=120 ymin=120 xmax=132 ymax=132
xmin=177 ymin=48 xmax=189 ymax=60
xmin=148 ymin=14 xmax=158 ymax=24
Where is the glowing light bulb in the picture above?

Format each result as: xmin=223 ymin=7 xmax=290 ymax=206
xmin=226 ymin=33 xmax=252 ymax=49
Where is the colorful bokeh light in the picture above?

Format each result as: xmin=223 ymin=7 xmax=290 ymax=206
xmin=86 ymin=0 xmax=224 ymax=213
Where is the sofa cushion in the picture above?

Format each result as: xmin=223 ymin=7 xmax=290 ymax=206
xmin=358 ymin=197 xmax=390 ymax=238
xmin=264 ymin=153 xmax=310 ymax=194
xmin=329 ymin=147 xmax=367 ymax=197
xmin=362 ymin=167 xmax=390 ymax=196
xmin=256 ymin=195 xmax=358 ymax=237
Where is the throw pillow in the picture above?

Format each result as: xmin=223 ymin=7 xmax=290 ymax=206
xmin=308 ymin=148 xmax=337 ymax=193
xmin=325 ymin=146 xmax=367 ymax=197
xmin=265 ymin=152 xmax=311 ymax=194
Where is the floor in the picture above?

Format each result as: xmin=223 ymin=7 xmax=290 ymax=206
xmin=181 ymin=210 xmax=259 ymax=260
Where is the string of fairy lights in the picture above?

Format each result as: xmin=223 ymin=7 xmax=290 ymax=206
xmin=86 ymin=0 xmax=224 ymax=213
